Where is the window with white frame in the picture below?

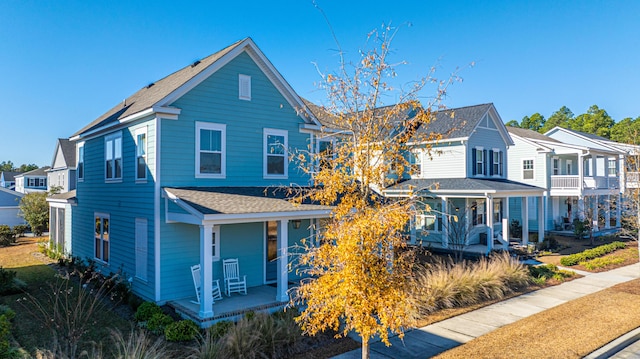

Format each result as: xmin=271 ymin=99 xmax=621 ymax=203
xmin=94 ymin=213 xmax=110 ymax=263
xmin=493 ymin=199 xmax=503 ymax=223
xmin=239 ymin=74 xmax=251 ymax=101
xmin=566 ymin=160 xmax=572 ymax=175
xmin=196 ymin=122 xmax=226 ymax=177
xmin=472 ymin=200 xmax=486 ymax=226
xmin=211 ymin=226 xmax=220 ymax=261
xmin=491 ymin=149 xmax=502 ymax=176
xmin=77 ymin=143 xmax=85 ymax=181
xmin=317 ymin=139 xmax=334 ymax=171
xmin=552 ymin=157 xmax=560 ymax=175
xmin=608 ymin=159 xmax=617 ymax=175
xmin=105 ymin=132 xmax=123 ymax=181
xmin=264 ymin=129 xmax=288 ymax=177
xmin=522 ymin=159 xmax=534 ymax=180
xmin=409 ymin=151 xmax=422 ymax=177
xmin=473 ymin=148 xmax=485 ymax=176
xmin=135 ymin=128 xmax=147 ymax=181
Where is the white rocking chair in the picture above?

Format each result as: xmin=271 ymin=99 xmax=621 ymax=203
xmin=190 ymin=264 xmax=223 ymax=304
xmin=222 ymin=258 xmax=247 ymax=296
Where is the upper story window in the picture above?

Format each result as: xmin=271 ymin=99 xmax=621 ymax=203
xmin=264 ymin=129 xmax=288 ymax=178
xmin=94 ymin=213 xmax=110 ymax=263
xmin=135 ymin=128 xmax=147 ymax=181
xmin=239 ymin=74 xmax=251 ymax=101
xmin=77 ymin=143 xmax=85 ymax=181
xmin=552 ymin=157 xmax=560 ymax=175
xmin=608 ymin=159 xmax=617 ymax=175
xmin=472 ymin=147 xmax=486 ymax=176
xmin=196 ymin=122 xmax=226 ymax=178
xmin=317 ymin=139 xmax=335 ymax=171
xmin=490 ymin=149 xmax=503 ymax=176
xmin=105 ymin=132 xmax=123 ymax=181
xmin=522 ymin=159 xmax=534 ymax=180
xmin=409 ymin=151 xmax=422 ymax=177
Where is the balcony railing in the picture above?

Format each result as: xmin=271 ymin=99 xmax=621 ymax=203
xmin=551 ymin=175 xmax=619 ymax=190
xmin=627 ymin=172 xmax=640 ymax=188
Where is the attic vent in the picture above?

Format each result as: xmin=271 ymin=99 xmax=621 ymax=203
xmin=191 ymin=60 xmax=201 ymax=67
xmin=146 ymin=82 xmax=155 ymax=89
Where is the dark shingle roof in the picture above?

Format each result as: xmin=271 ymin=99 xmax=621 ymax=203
xmin=0 ymin=172 xmax=20 ymax=182
xmin=386 ymin=178 xmax=545 ymax=194
xmin=72 ymin=39 xmax=246 ymax=137
xmin=418 ymin=103 xmax=493 ymax=140
xmin=164 ymin=187 xmax=333 ymax=215
xmin=15 ymin=167 xmax=51 ymax=177
xmin=58 ymin=139 xmax=76 ymax=167
xmin=507 ymin=126 xmax=561 ymax=143
xmin=48 ymin=190 xmax=77 ymax=201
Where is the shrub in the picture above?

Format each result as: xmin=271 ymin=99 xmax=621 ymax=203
xmin=573 ymin=218 xmax=590 ymax=239
xmin=560 ymin=241 xmax=627 ymax=266
xmin=529 ymin=264 xmax=575 ymax=283
xmin=165 ymin=320 xmax=199 ymax=342
xmin=0 ymin=314 xmax=11 ymax=358
xmin=510 ymin=220 xmax=522 ymax=239
xmin=134 ymin=302 xmax=163 ymax=322
xmin=0 ymin=306 xmax=15 ymax=321
xmin=147 ymin=313 xmax=174 ymax=335
xmin=0 ymin=267 xmax=25 ymax=295
xmin=18 ymin=192 xmax=49 ymax=236
xmin=581 ymin=256 xmax=626 ymax=270
xmin=209 ymin=320 xmax=233 ymax=340
xmin=0 ymin=225 xmax=15 ymax=246
xmin=12 ymin=225 xmax=27 ymax=238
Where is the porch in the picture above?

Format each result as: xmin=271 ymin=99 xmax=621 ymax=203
xmin=550 ymin=175 xmax=619 ymax=191
xmin=169 ymin=285 xmax=288 ymax=327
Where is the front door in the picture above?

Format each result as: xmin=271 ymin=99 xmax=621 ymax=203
xmin=265 ymin=221 xmax=278 ymax=283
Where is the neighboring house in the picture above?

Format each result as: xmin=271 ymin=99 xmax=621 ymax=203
xmin=67 ymin=38 xmax=331 ymax=326
xmin=14 ymin=167 xmax=50 ymax=194
xmin=47 ymin=138 xmax=77 ymax=193
xmin=384 ymin=104 xmax=546 ymax=253
xmin=0 ymin=171 xmax=20 ymax=190
xmin=0 ymin=187 xmax=25 ymax=227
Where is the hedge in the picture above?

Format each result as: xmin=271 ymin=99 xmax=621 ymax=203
xmin=560 ymin=241 xmax=627 ymax=266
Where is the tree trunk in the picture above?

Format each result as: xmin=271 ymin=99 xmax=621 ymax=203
xmin=362 ymin=338 xmax=369 ymax=359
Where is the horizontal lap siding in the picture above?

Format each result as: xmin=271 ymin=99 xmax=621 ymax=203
xmin=422 ymin=144 xmax=466 ymax=179
xmin=507 ymin=137 xmax=548 ymax=188
xmin=72 ymin=120 xmax=156 ymax=301
xmin=467 ymin=127 xmax=509 ymax=178
xmin=161 ymin=52 xmax=311 ymax=187
xmin=288 ymin=219 xmax=312 ymax=281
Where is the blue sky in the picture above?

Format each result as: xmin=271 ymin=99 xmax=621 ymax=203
xmin=1 ymin=0 xmax=639 ymax=167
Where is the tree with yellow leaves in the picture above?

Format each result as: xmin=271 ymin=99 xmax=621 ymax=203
xmin=292 ymin=24 xmax=460 ymax=359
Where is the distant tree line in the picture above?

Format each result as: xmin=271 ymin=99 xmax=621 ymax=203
xmin=0 ymin=161 xmax=39 ymax=172
xmin=505 ymin=105 xmax=640 ymax=144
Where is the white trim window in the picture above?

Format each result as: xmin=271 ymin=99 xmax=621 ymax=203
xmin=77 ymin=142 xmax=85 ymax=181
xmin=196 ymin=122 xmax=226 ymax=178
xmin=522 ymin=159 xmax=534 ymax=180
xmin=211 ymin=226 xmax=220 ymax=262
xmin=473 ymin=147 xmax=486 ymax=176
xmin=94 ymin=213 xmax=110 ymax=263
xmin=105 ymin=132 xmax=123 ymax=181
xmin=135 ymin=128 xmax=147 ymax=181
xmin=239 ymin=74 xmax=251 ymax=101
xmin=472 ymin=200 xmax=486 ymax=226
xmin=409 ymin=150 xmax=422 ymax=177
xmin=552 ymin=157 xmax=560 ymax=175
xmin=264 ymin=128 xmax=288 ymax=178
xmin=490 ymin=149 xmax=503 ymax=177
xmin=608 ymin=159 xmax=617 ymax=175
xmin=566 ymin=160 xmax=573 ymax=175
xmin=317 ymin=138 xmax=335 ymax=172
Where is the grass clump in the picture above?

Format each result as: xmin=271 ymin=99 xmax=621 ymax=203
xmin=560 ymin=241 xmax=627 ymax=266
xmin=529 ymin=264 xmax=575 ymax=284
xmin=109 ymin=328 xmax=168 ymax=359
xmin=412 ymin=252 xmax=530 ymax=315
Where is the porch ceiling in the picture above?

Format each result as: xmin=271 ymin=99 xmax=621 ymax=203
xmin=384 ymin=178 xmax=546 ymax=198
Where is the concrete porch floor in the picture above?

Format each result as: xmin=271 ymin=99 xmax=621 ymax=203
xmin=169 ymin=284 xmax=288 ymax=327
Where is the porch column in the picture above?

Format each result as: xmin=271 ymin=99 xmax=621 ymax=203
xmin=605 ymin=195 xmax=611 ymax=229
xmin=441 ymin=197 xmax=448 ymax=248
xmin=578 ymin=196 xmax=585 ymax=220
xmin=409 ymin=215 xmax=416 ymax=245
xmin=592 ymin=195 xmax=599 ymax=232
xmin=522 ymin=196 xmax=529 ymax=245
xmin=276 ymin=220 xmax=289 ymax=302
xmin=538 ymin=196 xmax=545 ymax=242
xmin=503 ymin=197 xmax=510 ymax=242
xmin=591 ymin=154 xmax=597 ymax=178
xmin=199 ymin=224 xmax=214 ymax=318
xmin=616 ymin=193 xmax=622 ymax=228
xmin=578 ymin=154 xmax=584 ymax=191
xmin=486 ymin=196 xmax=494 ymax=252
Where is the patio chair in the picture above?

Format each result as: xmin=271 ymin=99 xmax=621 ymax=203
xmin=222 ymin=258 xmax=247 ymax=296
xmin=190 ymin=264 xmax=223 ymax=304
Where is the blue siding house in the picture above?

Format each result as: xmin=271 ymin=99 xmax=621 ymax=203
xmin=384 ymin=104 xmax=546 ymax=253
xmin=68 ymin=38 xmax=331 ymax=326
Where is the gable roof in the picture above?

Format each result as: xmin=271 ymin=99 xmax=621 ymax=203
xmin=51 ymin=138 xmax=76 ymax=168
xmin=0 ymin=172 xmax=20 ymax=182
xmin=506 ymin=126 xmax=561 ymax=144
xmin=72 ymin=38 xmax=320 ymax=139
xmin=545 ymin=126 xmax=624 ymax=153
xmin=14 ymin=167 xmax=50 ymax=178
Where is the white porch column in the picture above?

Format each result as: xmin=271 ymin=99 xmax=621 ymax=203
xmin=591 ymin=154 xmax=597 ymax=178
xmin=441 ymin=197 xmax=448 ymax=248
xmin=578 ymin=154 xmax=584 ymax=191
xmin=276 ymin=220 xmax=289 ymax=302
xmin=538 ymin=196 xmax=545 ymax=243
xmin=199 ymin=224 xmax=214 ymax=318
xmin=605 ymin=194 xmax=611 ymax=229
xmin=522 ymin=196 xmax=529 ymax=245
xmin=616 ymin=193 xmax=622 ymax=228
xmin=503 ymin=197 xmax=510 ymax=242
xmin=592 ymin=195 xmax=599 ymax=232
xmin=578 ymin=196 xmax=585 ymax=220
xmin=486 ymin=196 xmax=494 ymax=252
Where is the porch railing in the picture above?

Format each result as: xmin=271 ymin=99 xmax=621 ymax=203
xmin=627 ymin=172 xmax=640 ymax=188
xmin=551 ymin=175 xmax=619 ymax=190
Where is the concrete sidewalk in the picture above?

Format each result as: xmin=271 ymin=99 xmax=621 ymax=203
xmin=333 ymin=262 xmax=640 ymax=359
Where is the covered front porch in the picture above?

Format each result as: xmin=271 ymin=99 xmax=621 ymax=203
xmin=162 ymin=187 xmax=332 ymax=326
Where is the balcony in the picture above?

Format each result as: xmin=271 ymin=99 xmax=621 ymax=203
xmin=551 ymin=175 xmax=619 ymax=191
